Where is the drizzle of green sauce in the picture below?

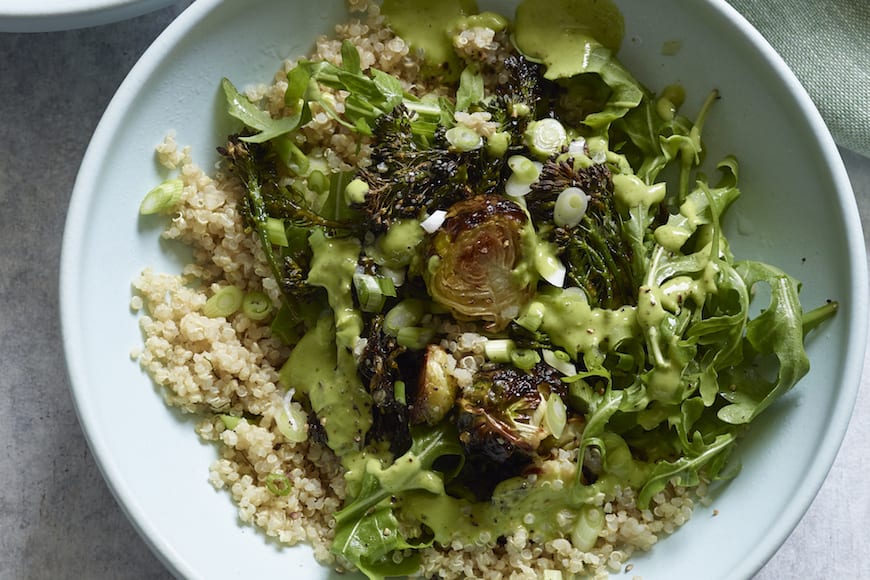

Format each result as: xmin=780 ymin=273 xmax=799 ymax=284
xmin=381 ymin=0 xmax=478 ymax=80
xmin=307 ymin=228 xmax=363 ymax=350
xmin=613 ymin=173 xmax=667 ymax=210
xmin=530 ymin=286 xmax=638 ymax=355
xmin=513 ymin=0 xmax=624 ymax=80
xmin=278 ymin=314 xmax=372 ymax=459
xmin=399 ymin=435 xmax=650 ymax=546
xmin=371 ymin=218 xmax=425 ymax=269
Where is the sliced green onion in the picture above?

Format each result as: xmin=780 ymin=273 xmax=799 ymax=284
xmin=242 ymin=291 xmax=273 ymax=321
xmin=344 ymin=178 xmax=369 ymax=205
xmin=446 ymin=125 xmax=483 ymax=152
xmin=307 ymin=170 xmax=330 ymax=195
xmin=535 ymin=243 xmax=566 ymax=288
xmin=420 ymin=210 xmax=447 ymax=234
xmin=396 ymin=326 xmax=436 ymax=350
xmin=553 ymin=187 xmax=589 ymax=228
xmin=571 ymin=504 xmax=605 ymax=551
xmin=544 ymin=393 xmax=567 ymax=438
xmin=219 ymin=414 xmax=241 ymax=430
xmin=568 ymin=138 xmax=587 ymax=156
xmin=265 ymin=217 xmax=289 ymax=247
xmin=203 ymin=285 xmax=244 ymax=318
xmin=542 ymin=349 xmax=576 ymax=376
xmin=515 ymin=302 xmax=545 ymax=332
xmin=139 ymin=178 xmax=183 ymax=215
xmin=353 ymin=273 xmax=397 ymax=313
xmin=485 ymin=131 xmax=511 ymax=157
xmin=506 ymin=155 xmax=542 ymax=197
xmin=484 ymin=338 xmax=516 ymax=363
xmin=524 ymin=118 xmax=567 ymax=159
xmin=510 ymin=348 xmax=541 ymax=370
xmin=394 ymin=380 xmax=407 ymax=405
xmin=265 ymin=473 xmax=292 ymax=496
xmin=276 ymin=404 xmax=308 ymax=443
xmin=384 ymin=299 xmax=426 ymax=336
xmin=508 ymin=155 xmax=540 ymax=183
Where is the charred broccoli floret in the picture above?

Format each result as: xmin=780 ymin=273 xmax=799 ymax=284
xmin=527 ymin=160 xmax=637 ymax=308
xmin=485 ymin=54 xmax=548 ymax=135
xmin=218 ymin=138 xmax=316 ymax=306
xmin=355 ymin=105 xmax=506 ymax=232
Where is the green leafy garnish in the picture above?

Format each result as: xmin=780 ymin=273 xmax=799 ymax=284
xmin=332 ymin=424 xmax=464 ymax=578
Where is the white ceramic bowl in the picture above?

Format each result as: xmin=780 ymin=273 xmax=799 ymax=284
xmin=0 ymin=0 xmax=176 ymax=32
xmin=60 ymin=0 xmax=868 ymax=578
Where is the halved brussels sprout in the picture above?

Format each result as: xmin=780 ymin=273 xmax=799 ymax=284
xmin=424 ymin=195 xmax=535 ymax=330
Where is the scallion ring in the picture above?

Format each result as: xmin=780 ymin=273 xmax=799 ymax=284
xmin=139 ymin=178 xmax=183 ymax=215
xmin=265 ymin=473 xmax=292 ymax=496
xmin=265 ymin=217 xmax=289 ymax=247
xmin=510 ymin=348 xmax=541 ymax=370
xmin=203 ymin=285 xmax=244 ymax=318
xmin=354 ymin=273 xmax=397 ymax=313
xmin=396 ymin=326 xmax=436 ymax=350
xmin=384 ymin=299 xmax=426 ymax=336
xmin=553 ymin=187 xmax=589 ymax=228
xmin=484 ymin=338 xmax=516 ymax=363
xmin=445 ymin=125 xmax=483 ymax=152
xmin=243 ymin=291 xmax=273 ymax=321
xmin=524 ymin=118 xmax=567 ymax=158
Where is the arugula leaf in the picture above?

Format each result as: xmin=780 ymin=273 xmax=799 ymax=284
xmin=717 ymin=261 xmax=809 ymax=424
xmin=456 ymin=65 xmax=485 ymax=112
xmin=617 ymin=95 xmax=697 ymax=182
xmin=221 ymin=78 xmax=302 ymax=143
xmin=331 ymin=424 xmax=464 ymax=579
xmin=580 ymin=48 xmax=645 ymax=131
xmin=653 ymin=159 xmax=740 ymax=253
xmin=637 ymin=432 xmax=735 ymax=508
xmin=283 ymin=41 xmax=441 ymax=141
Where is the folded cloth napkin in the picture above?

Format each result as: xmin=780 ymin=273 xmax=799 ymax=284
xmin=727 ymin=0 xmax=870 ymax=157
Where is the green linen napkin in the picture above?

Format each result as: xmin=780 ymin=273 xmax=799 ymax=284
xmin=727 ymin=0 xmax=870 ymax=157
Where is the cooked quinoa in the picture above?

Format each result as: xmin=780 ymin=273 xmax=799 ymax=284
xmin=131 ymin=3 xmax=712 ymax=578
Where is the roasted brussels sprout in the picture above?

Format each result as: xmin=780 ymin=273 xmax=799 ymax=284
xmin=357 ymin=315 xmax=412 ymax=454
xmin=424 ymin=195 xmax=535 ymax=331
xmin=455 ymin=362 xmax=568 ymax=463
xmin=410 ymin=344 xmax=459 ymax=426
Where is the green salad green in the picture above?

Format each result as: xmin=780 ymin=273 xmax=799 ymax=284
xmin=154 ymin=0 xmax=838 ymax=577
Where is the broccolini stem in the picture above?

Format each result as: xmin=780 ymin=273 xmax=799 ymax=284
xmin=242 ymin=173 xmax=290 ymax=302
xmin=802 ymin=300 xmax=839 ymax=336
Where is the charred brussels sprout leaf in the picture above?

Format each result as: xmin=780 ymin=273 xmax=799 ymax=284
xmin=424 ymin=195 xmax=536 ymax=330
xmin=357 ymin=316 xmax=412 ymax=454
xmin=455 ymin=362 xmax=568 ymax=463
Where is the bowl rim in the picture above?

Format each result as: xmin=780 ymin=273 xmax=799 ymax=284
xmin=59 ymin=0 xmax=868 ymax=578
xmin=703 ymin=2 xmax=868 ymax=575
xmin=0 ymin=0 xmax=177 ymax=33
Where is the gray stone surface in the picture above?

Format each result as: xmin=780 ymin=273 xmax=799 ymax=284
xmin=0 ymin=4 xmax=867 ymax=579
